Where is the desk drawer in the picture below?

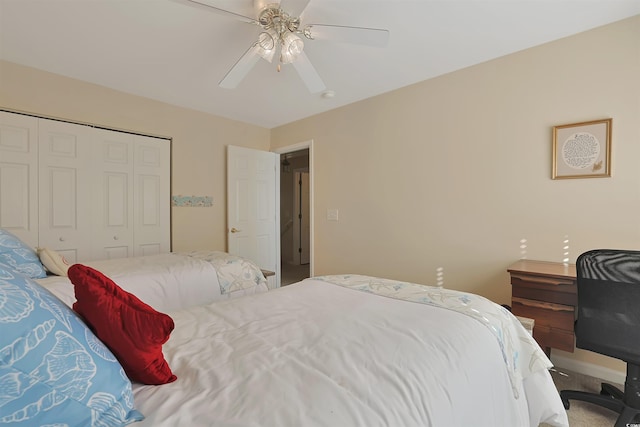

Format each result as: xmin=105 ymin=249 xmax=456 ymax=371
xmin=511 ymin=297 xmax=575 ymax=352
xmin=511 ymin=283 xmax=577 ymax=306
xmin=510 ymin=273 xmax=574 ymax=287
xmin=511 ymin=297 xmax=574 ymax=331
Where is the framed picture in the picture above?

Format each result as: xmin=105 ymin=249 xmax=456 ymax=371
xmin=552 ymin=118 xmax=612 ymax=179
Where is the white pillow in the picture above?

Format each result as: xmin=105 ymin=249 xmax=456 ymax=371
xmin=37 ymin=247 xmax=71 ymax=276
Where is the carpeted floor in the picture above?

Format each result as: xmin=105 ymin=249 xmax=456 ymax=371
xmin=542 ymin=367 xmax=623 ymax=426
xmin=280 ymin=262 xmax=309 ymax=286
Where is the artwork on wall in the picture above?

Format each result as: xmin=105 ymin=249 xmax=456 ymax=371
xmin=171 ymin=195 xmax=213 ymax=207
xmin=552 ymin=118 xmax=612 ymax=179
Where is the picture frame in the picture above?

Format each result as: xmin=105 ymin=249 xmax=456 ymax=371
xmin=552 ymin=118 xmax=612 ymax=179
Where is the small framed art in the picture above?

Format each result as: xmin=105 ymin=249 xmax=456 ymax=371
xmin=552 ymin=118 xmax=612 ymax=179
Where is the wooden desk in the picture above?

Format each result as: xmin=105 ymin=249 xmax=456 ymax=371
xmin=507 ymin=260 xmax=577 ymax=355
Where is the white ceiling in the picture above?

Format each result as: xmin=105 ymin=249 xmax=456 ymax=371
xmin=1 ymin=0 xmax=639 ymax=128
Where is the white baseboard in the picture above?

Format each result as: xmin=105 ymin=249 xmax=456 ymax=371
xmin=550 ymin=354 xmax=626 ymax=386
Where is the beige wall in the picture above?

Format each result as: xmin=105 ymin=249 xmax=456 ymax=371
xmin=271 ymin=16 xmax=639 ymax=374
xmin=0 ymin=60 xmax=270 ymax=252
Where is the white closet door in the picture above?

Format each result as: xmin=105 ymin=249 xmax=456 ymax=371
xmin=38 ymin=118 xmax=94 ymax=263
xmin=133 ymin=135 xmax=170 ymax=256
xmin=94 ymin=128 xmax=135 ymax=259
xmin=0 ymin=112 xmax=39 ymax=248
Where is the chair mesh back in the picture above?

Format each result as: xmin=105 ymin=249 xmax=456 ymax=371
xmin=576 ymin=249 xmax=640 ymax=366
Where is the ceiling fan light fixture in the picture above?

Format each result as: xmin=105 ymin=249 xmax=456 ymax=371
xmin=258 ymin=30 xmax=276 ymax=50
xmin=256 ymin=30 xmax=277 ymax=62
xmin=280 ymin=32 xmax=304 ymax=64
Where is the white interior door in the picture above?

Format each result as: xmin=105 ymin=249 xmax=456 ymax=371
xmin=0 ymin=112 xmax=39 ymax=248
xmin=227 ymin=145 xmax=279 ymax=285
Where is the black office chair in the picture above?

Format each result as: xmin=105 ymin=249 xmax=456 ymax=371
xmin=560 ymin=249 xmax=640 ymax=427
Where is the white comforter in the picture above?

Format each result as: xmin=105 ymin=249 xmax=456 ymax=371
xmin=132 ymin=278 xmax=569 ymax=427
xmin=37 ymin=251 xmax=268 ymax=312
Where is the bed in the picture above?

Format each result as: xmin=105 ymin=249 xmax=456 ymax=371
xmin=35 ymin=250 xmax=269 ymax=312
xmin=127 ymin=275 xmax=569 ymax=427
xmin=0 ymin=229 xmax=569 ymax=427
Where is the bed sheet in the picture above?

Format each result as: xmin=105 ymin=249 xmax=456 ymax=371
xmin=132 ymin=278 xmax=569 ymax=427
xmin=37 ymin=251 xmax=267 ymax=312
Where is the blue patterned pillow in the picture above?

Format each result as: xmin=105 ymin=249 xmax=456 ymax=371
xmin=0 ymin=228 xmax=46 ymax=279
xmin=0 ymin=265 xmax=144 ymax=426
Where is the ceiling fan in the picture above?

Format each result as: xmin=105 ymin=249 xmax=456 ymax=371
xmin=173 ymin=0 xmax=390 ymax=93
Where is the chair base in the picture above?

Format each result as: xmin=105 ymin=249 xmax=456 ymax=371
xmin=560 ymin=383 xmax=640 ymax=427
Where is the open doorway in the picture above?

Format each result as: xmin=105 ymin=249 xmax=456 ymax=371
xmin=279 ymin=149 xmax=310 ymax=286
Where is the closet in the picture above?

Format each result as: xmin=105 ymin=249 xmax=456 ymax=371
xmin=0 ymin=110 xmax=170 ymax=263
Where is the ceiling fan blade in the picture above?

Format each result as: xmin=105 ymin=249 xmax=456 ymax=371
xmin=304 ymin=24 xmax=389 ymax=47
xmin=292 ymin=51 xmax=326 ymax=94
xmin=171 ymin=0 xmax=258 ymax=25
xmin=219 ymin=44 xmax=261 ymax=89
xmin=279 ymin=0 xmax=311 ymax=17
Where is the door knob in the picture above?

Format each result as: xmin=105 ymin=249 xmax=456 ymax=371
xmin=230 ymin=227 xmax=241 ymax=233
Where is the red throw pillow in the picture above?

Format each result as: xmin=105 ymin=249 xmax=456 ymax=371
xmin=69 ymin=264 xmax=177 ymax=385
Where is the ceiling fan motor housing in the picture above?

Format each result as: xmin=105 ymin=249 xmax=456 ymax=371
xmin=258 ymin=4 xmax=300 ymax=34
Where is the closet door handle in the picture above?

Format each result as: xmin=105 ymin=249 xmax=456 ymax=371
xmin=230 ymin=228 xmax=241 ymax=233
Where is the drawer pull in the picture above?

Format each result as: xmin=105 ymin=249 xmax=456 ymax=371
xmin=512 ymin=297 xmax=573 ymax=312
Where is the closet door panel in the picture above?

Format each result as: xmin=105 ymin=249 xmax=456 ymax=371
xmin=48 ymin=167 xmax=77 ymax=225
xmin=38 ymin=119 xmax=94 ymax=263
xmin=0 ymin=112 xmax=39 ymax=248
xmin=133 ymin=135 xmax=170 ymax=256
xmin=94 ymin=129 xmax=134 ymax=259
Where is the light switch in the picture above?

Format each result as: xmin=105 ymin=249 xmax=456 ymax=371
xmin=327 ymin=209 xmax=339 ymax=221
